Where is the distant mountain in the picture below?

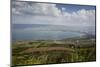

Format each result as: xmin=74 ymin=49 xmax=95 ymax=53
xmin=82 ymin=34 xmax=96 ymax=39
xmin=13 ymin=24 xmax=95 ymax=36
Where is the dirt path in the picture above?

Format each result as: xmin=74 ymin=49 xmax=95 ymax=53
xmin=20 ymin=47 xmax=74 ymax=54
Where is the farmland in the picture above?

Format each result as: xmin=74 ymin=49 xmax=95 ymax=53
xmin=12 ymin=37 xmax=96 ymax=66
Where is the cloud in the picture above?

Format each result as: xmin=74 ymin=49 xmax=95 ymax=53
xmin=61 ymin=7 xmax=66 ymax=11
xmin=12 ymin=1 xmax=95 ymax=27
xmin=12 ymin=1 xmax=62 ymax=16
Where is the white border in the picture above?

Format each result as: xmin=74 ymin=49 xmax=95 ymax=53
xmin=0 ymin=0 xmax=100 ymax=67
xmin=0 ymin=0 xmax=10 ymax=67
xmin=24 ymin=0 xmax=96 ymax=5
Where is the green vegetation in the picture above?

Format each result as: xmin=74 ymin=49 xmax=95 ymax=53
xmin=12 ymin=37 xmax=96 ymax=66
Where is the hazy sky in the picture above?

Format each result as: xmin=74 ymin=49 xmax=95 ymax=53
xmin=12 ymin=1 xmax=96 ymax=27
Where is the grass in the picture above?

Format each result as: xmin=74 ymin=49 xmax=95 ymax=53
xmin=12 ymin=37 xmax=96 ymax=66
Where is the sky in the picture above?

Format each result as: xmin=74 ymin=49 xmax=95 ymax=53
xmin=12 ymin=1 xmax=96 ymax=27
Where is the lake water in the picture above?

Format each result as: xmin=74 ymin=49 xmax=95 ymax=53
xmin=12 ymin=24 xmax=84 ymax=41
